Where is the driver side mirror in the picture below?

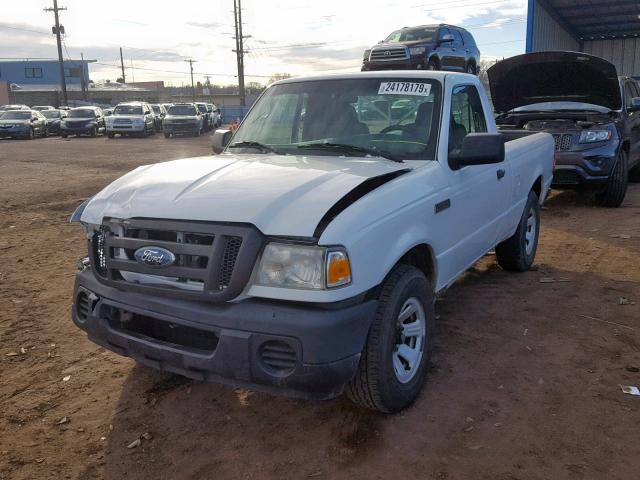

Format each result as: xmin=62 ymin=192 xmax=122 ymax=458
xmin=628 ymin=97 xmax=640 ymax=112
xmin=439 ymin=34 xmax=454 ymax=44
xmin=449 ymin=133 xmax=504 ymax=170
xmin=212 ymin=129 xmax=232 ymax=154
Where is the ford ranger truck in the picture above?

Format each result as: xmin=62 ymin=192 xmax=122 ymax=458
xmin=489 ymin=51 xmax=640 ymax=208
xmin=71 ymin=72 xmax=554 ymax=413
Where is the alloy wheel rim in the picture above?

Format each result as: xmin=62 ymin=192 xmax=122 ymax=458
xmin=525 ymin=208 xmax=537 ymax=256
xmin=393 ymin=297 xmax=426 ymax=384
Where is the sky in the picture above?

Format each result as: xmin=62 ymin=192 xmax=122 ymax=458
xmin=0 ymin=0 xmax=528 ymax=86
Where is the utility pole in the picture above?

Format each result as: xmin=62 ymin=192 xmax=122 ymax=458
xmin=119 ymin=47 xmax=126 ymax=83
xmin=185 ymin=59 xmax=197 ymax=102
xmin=80 ymin=52 xmax=87 ymax=100
xmin=44 ymin=0 xmax=68 ymax=106
xmin=233 ymin=0 xmax=247 ymax=106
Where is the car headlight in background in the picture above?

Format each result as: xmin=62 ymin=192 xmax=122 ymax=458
xmin=579 ymin=130 xmax=611 ymax=143
xmin=256 ymin=243 xmax=351 ymax=290
xmin=409 ymin=46 xmax=426 ymax=55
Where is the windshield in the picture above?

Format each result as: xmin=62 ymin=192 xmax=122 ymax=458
xmin=69 ymin=109 xmax=96 ymax=118
xmin=511 ymin=101 xmax=611 ymax=113
xmin=231 ymin=78 xmax=441 ymax=160
xmin=168 ymin=105 xmax=197 ymax=116
xmin=1 ymin=111 xmax=31 ymax=120
xmin=151 ymin=106 xmax=161 ymax=113
xmin=114 ymin=105 xmax=143 ymax=115
xmin=385 ymin=27 xmax=437 ymax=43
xmin=197 ymin=104 xmax=207 ymax=113
xmin=42 ymin=110 xmax=61 ymax=119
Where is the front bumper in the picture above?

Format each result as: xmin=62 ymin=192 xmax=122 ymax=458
xmin=62 ymin=124 xmax=95 ymax=135
xmin=164 ymin=123 xmax=200 ymax=135
xmin=552 ymin=146 xmax=617 ymax=188
xmin=107 ymin=125 xmax=145 ymax=133
xmin=362 ymin=57 xmax=426 ymax=71
xmin=0 ymin=126 xmax=29 ymax=138
xmin=72 ymin=270 xmax=377 ymax=400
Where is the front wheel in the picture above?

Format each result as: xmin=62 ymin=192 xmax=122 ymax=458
xmin=496 ymin=190 xmax=540 ymax=271
xmin=346 ymin=265 xmax=434 ymax=413
xmin=596 ymin=149 xmax=628 ymax=207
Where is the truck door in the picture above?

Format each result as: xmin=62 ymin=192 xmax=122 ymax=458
xmin=439 ymin=84 xmax=511 ymax=282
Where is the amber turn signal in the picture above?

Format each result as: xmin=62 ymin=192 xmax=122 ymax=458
xmin=326 ymin=250 xmax=352 ymax=288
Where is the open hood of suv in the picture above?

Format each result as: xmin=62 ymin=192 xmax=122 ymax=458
xmin=80 ymin=155 xmax=409 ymax=238
xmin=487 ymin=51 xmax=621 ymax=113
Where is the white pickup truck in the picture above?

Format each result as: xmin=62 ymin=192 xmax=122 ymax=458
xmin=71 ymin=71 xmax=554 ymax=412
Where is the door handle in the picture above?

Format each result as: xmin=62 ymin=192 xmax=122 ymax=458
xmin=497 ymin=169 xmax=506 ymax=180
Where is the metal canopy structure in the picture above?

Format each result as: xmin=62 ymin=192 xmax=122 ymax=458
xmin=527 ymin=0 xmax=640 ymax=76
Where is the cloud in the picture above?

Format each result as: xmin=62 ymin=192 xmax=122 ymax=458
xmin=185 ymin=21 xmax=223 ymax=30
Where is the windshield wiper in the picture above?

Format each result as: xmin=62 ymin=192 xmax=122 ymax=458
xmin=295 ymin=142 xmax=402 ymax=163
xmin=228 ymin=141 xmax=285 ymax=155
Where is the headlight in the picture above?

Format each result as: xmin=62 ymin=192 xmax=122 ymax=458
xmin=256 ymin=243 xmax=351 ymax=290
xmin=410 ymin=46 xmax=426 ymax=55
xmin=579 ymin=130 xmax=611 ymax=143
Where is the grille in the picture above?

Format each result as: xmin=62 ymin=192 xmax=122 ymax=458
xmin=114 ymin=118 xmax=132 ymax=124
xmin=90 ymin=219 xmax=263 ymax=302
xmin=369 ymin=46 xmax=408 ymax=61
xmin=552 ymin=133 xmax=573 ymax=151
xmin=259 ymin=340 xmax=297 ymax=375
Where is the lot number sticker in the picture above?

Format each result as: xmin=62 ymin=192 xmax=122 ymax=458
xmin=378 ymin=82 xmax=431 ymax=96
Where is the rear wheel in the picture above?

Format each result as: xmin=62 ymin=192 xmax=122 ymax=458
xmin=596 ymin=149 xmax=628 ymax=208
xmin=346 ymin=265 xmax=434 ymax=413
xmin=496 ymin=190 xmax=540 ymax=271
xmin=426 ymin=59 xmax=438 ymax=71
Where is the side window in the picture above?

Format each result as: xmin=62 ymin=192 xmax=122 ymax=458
xmin=438 ymin=28 xmax=450 ymax=41
xmin=624 ymin=82 xmax=636 ymax=108
xmin=451 ymin=30 xmax=464 ymax=47
xmin=449 ymin=85 xmax=487 ymax=154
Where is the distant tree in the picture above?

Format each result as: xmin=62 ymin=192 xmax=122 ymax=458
xmin=268 ymin=73 xmax=292 ymax=84
xmin=116 ymin=77 xmax=124 ymax=83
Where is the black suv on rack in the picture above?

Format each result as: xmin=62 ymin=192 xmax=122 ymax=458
xmin=361 ymin=24 xmax=480 ymax=74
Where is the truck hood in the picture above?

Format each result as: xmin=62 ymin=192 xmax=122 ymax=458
xmin=487 ymin=51 xmax=621 ymax=113
xmin=81 ymin=154 xmax=410 ymax=237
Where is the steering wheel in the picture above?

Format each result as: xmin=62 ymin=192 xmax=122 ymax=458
xmin=380 ymin=124 xmax=415 ymax=135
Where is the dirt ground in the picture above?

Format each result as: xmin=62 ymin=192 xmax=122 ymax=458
xmin=1 ymin=134 xmax=639 ymax=480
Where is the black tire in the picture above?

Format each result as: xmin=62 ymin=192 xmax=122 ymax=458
xmin=61 ymin=133 xmax=68 ymax=138
xmin=346 ymin=265 xmax=434 ymax=413
xmin=496 ymin=190 xmax=540 ymax=271
xmin=42 ymin=128 xmax=48 ymax=138
xmin=466 ymin=63 xmax=477 ymax=75
xmin=194 ymin=127 xmax=201 ymax=137
xmin=426 ymin=59 xmax=438 ymax=71
xmin=164 ymin=132 xmax=171 ymax=139
xmin=26 ymin=128 xmax=34 ymax=140
xmin=90 ymin=126 xmax=98 ymax=138
xmin=107 ymin=132 xmax=115 ymax=139
xmin=596 ymin=149 xmax=628 ymax=208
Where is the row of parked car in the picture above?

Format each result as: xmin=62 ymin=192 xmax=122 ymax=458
xmin=0 ymin=101 xmax=223 ymax=139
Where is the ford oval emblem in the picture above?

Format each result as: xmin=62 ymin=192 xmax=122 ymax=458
xmin=134 ymin=246 xmax=176 ymax=268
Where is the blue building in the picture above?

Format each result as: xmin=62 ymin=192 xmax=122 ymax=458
xmin=0 ymin=59 xmax=94 ymax=90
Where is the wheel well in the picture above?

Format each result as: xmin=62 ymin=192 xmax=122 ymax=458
xmin=397 ymin=244 xmax=436 ymax=284
xmin=428 ymin=56 xmax=440 ymax=67
xmin=532 ymin=175 xmax=542 ymax=198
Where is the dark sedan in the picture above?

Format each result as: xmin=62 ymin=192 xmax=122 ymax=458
xmin=61 ymin=107 xmax=105 ymax=138
xmin=0 ymin=110 xmax=47 ymax=139
xmin=41 ymin=109 xmax=68 ymax=135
